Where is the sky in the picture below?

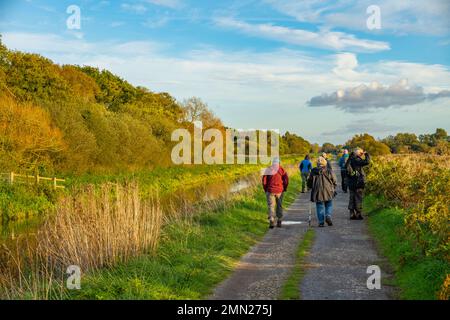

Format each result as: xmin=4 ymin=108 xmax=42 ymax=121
xmin=0 ymin=0 xmax=449 ymax=144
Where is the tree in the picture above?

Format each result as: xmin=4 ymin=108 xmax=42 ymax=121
xmin=346 ymin=133 xmax=391 ymax=155
xmin=181 ymin=97 xmax=223 ymax=128
xmin=382 ymin=133 xmax=419 ymax=153
xmin=281 ymin=132 xmax=311 ymax=155
xmin=0 ymin=95 xmax=65 ymax=172
xmin=321 ymin=142 xmax=336 ymax=154
xmin=310 ymin=143 xmax=320 ymax=154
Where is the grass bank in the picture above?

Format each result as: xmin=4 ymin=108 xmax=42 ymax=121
xmin=365 ymin=195 xmax=449 ymax=300
xmin=68 ymin=172 xmax=301 ymax=299
xmin=279 ymin=228 xmax=315 ymax=300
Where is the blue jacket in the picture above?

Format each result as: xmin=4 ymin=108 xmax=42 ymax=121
xmin=299 ymin=159 xmax=312 ymax=173
xmin=338 ymin=154 xmax=349 ymax=170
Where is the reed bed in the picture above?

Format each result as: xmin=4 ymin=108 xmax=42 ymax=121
xmin=0 ymin=182 xmax=162 ymax=299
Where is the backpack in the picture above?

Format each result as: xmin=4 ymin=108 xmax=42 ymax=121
xmin=346 ymin=157 xmax=359 ymax=177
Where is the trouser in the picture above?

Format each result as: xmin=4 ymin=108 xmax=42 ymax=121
xmin=340 ymin=170 xmax=348 ymax=192
xmin=301 ymin=172 xmax=309 ymax=192
xmin=266 ymin=192 xmax=284 ymax=221
xmin=348 ymin=189 xmax=364 ymax=214
xmin=316 ymin=200 xmax=333 ymax=224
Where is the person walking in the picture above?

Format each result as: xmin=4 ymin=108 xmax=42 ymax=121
xmin=307 ymin=156 xmax=337 ymax=227
xmin=338 ymin=149 xmax=350 ymax=193
xmin=321 ymin=152 xmax=333 ymax=170
xmin=262 ymin=158 xmax=289 ymax=229
xmin=346 ymin=148 xmax=370 ymax=220
xmin=299 ymin=154 xmax=312 ymax=193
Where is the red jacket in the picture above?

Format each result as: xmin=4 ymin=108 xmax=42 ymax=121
xmin=262 ymin=165 xmax=289 ymax=194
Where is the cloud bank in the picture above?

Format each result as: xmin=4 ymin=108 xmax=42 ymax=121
xmin=308 ymin=80 xmax=450 ymax=112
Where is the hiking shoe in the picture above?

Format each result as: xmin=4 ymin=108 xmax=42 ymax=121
xmin=356 ymin=213 xmax=364 ymax=220
xmin=318 ymin=223 xmax=325 ymax=227
xmin=350 ymin=210 xmax=357 ymax=220
xmin=269 ymin=218 xmax=275 ymax=229
xmin=325 ymin=216 xmax=333 ymax=226
xmin=276 ymin=220 xmax=282 ymax=228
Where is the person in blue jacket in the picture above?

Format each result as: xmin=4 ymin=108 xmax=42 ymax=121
xmin=338 ymin=149 xmax=350 ymax=193
xmin=299 ymin=154 xmax=312 ymax=193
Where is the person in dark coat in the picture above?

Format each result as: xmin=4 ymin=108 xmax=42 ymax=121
xmin=307 ymin=156 xmax=337 ymax=227
xmin=346 ymin=148 xmax=370 ymax=220
xmin=262 ymin=158 xmax=289 ymax=229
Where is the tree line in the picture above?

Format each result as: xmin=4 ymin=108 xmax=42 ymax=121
xmin=1 ymin=35 xmax=447 ymax=176
xmin=319 ymin=129 xmax=449 ymax=156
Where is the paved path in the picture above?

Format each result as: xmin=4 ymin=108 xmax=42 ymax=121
xmin=211 ymin=163 xmax=394 ymax=300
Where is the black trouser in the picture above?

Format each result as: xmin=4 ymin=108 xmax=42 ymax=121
xmin=348 ymin=188 xmax=364 ymax=214
xmin=340 ymin=170 xmax=348 ymax=192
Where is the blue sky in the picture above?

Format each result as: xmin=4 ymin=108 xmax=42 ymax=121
xmin=1 ymin=0 xmax=449 ymax=144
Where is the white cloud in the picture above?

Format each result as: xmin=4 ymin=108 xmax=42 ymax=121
xmin=121 ymin=3 xmax=148 ymax=14
xmin=265 ymin=0 xmax=450 ymax=36
xmin=215 ymin=17 xmax=390 ymax=52
xmin=308 ymin=79 xmax=450 ymax=112
xmin=145 ymin=0 xmax=182 ymax=9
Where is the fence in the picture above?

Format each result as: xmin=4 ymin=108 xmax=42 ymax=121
xmin=0 ymin=172 xmax=65 ymax=189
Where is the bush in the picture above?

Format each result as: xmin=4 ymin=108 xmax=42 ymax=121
xmin=366 ymin=154 xmax=450 ymax=258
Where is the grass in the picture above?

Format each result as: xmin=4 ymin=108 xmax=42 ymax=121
xmin=279 ymin=229 xmax=315 ymax=300
xmin=67 ymin=172 xmax=301 ymax=300
xmin=365 ymin=195 xmax=449 ymax=300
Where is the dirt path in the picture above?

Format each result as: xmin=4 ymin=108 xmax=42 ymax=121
xmin=210 ymin=162 xmax=394 ymax=300
xmin=210 ymin=192 xmax=310 ymax=300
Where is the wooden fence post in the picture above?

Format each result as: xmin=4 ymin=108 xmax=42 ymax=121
xmin=53 ymin=177 xmax=57 ymax=189
xmin=35 ymin=174 xmax=39 ymax=185
xmin=9 ymin=171 xmax=14 ymax=184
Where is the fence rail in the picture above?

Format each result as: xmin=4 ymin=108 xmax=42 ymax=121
xmin=0 ymin=172 xmax=65 ymax=189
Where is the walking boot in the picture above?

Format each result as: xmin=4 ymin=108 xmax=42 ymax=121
xmin=277 ymin=219 xmax=282 ymax=228
xmin=350 ymin=210 xmax=357 ymax=220
xmin=269 ymin=217 xmax=275 ymax=229
xmin=356 ymin=211 xmax=364 ymax=220
xmin=325 ymin=216 xmax=333 ymax=226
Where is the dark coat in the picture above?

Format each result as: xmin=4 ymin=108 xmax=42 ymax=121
xmin=346 ymin=153 xmax=370 ymax=190
xmin=307 ymin=166 xmax=337 ymax=202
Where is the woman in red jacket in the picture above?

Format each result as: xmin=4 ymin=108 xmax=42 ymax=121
xmin=262 ymin=158 xmax=289 ymax=229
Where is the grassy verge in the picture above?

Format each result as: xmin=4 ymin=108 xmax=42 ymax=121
xmin=365 ymin=195 xmax=449 ymax=300
xmin=68 ymin=173 xmax=301 ymax=299
xmin=279 ymin=229 xmax=315 ymax=300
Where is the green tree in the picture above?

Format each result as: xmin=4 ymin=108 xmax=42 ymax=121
xmin=346 ymin=133 xmax=391 ymax=155
xmin=321 ymin=142 xmax=336 ymax=154
xmin=281 ymin=132 xmax=311 ymax=155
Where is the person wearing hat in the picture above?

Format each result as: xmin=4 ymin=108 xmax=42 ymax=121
xmin=307 ymin=156 xmax=337 ymax=227
xmin=346 ymin=148 xmax=370 ymax=220
xmin=338 ymin=149 xmax=350 ymax=193
xmin=262 ymin=157 xmax=289 ymax=229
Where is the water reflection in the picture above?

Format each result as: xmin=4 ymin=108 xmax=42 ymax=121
xmin=0 ymin=173 xmax=259 ymax=241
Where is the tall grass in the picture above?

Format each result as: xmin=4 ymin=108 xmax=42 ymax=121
xmin=0 ymin=182 xmax=162 ymax=299
xmin=365 ymin=154 xmax=450 ymax=299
